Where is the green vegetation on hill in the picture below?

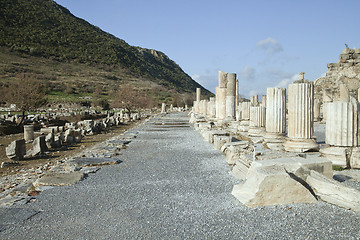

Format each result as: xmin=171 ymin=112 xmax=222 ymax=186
xmin=0 ymin=0 xmax=212 ymax=97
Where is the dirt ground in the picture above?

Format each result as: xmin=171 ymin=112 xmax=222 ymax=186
xmin=0 ymin=121 xmax=139 ymax=177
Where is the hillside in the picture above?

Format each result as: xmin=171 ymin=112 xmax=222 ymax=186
xmin=0 ymin=0 xmax=212 ymax=105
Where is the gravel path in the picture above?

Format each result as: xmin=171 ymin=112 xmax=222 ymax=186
xmin=1 ymin=112 xmax=360 ymax=239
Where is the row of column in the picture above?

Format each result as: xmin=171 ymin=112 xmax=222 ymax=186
xmin=193 ymin=72 xmax=360 ymax=157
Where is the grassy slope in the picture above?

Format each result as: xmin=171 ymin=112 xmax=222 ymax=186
xmin=0 ymin=0 xmax=213 ymax=99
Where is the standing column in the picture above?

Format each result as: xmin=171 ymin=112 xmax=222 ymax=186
xmin=209 ymin=97 xmax=216 ymax=118
xmin=264 ymin=87 xmax=286 ymax=150
xmin=161 ymin=103 xmax=166 ymax=113
xmin=248 ymin=106 xmax=266 ymax=137
xmin=314 ymin=99 xmax=321 ymax=122
xmin=250 ymin=95 xmax=259 ymax=106
xmin=226 ymin=73 xmax=236 ymax=120
xmin=217 ymin=71 xmax=227 ymax=121
xmin=284 ymin=82 xmax=318 ymax=152
xmin=239 ymin=102 xmax=251 ymax=132
xmin=195 ymin=88 xmax=201 ymax=113
xmin=235 ymin=79 xmax=239 ymax=108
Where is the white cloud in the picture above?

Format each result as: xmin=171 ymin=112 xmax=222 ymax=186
xmin=275 ymin=73 xmax=300 ymax=88
xmin=256 ymin=37 xmax=283 ymax=55
xmin=240 ymin=66 xmax=256 ymax=81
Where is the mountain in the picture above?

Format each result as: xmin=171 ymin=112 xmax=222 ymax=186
xmin=0 ymin=0 xmax=212 ymax=104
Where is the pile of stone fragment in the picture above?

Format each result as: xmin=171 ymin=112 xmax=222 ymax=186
xmin=3 ymin=110 xmax=142 ymax=163
xmin=0 ymin=120 xmax=144 ymax=207
xmin=189 ymin=70 xmax=360 ymax=212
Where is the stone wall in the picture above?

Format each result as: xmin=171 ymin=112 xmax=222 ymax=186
xmin=314 ymin=48 xmax=360 ymax=102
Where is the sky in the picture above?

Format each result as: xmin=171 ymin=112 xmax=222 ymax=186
xmin=54 ymin=0 xmax=360 ymax=98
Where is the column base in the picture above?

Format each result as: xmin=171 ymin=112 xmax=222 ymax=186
xmin=264 ymin=132 xmax=286 ymax=151
xmin=283 ymin=138 xmax=319 ymax=153
xmin=318 ymin=146 xmax=360 ymax=168
xmin=238 ymin=120 xmax=250 ymax=132
xmin=248 ymin=127 xmax=265 ymax=137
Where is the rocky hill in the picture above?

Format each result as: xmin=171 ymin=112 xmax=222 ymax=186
xmin=0 ymin=0 xmax=212 ymax=105
xmin=314 ymin=47 xmax=360 ymax=102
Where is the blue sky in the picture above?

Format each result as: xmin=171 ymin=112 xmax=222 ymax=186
xmin=54 ymin=0 xmax=360 ymax=98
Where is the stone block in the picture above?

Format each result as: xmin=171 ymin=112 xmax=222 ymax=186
xmin=232 ymin=164 xmax=317 ymax=207
xmin=232 ymin=156 xmax=333 ymax=207
xmin=213 ymin=135 xmax=230 ymax=150
xmin=27 ymin=136 xmax=48 ymax=156
xmin=305 ymin=170 xmax=360 ymax=211
xmin=6 ymin=139 xmax=26 ymax=160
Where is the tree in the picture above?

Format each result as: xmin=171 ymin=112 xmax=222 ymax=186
xmin=111 ymin=84 xmax=154 ymax=112
xmin=4 ymin=74 xmax=48 ymax=125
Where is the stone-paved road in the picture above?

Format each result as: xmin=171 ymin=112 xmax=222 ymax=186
xmin=1 ymin=112 xmax=359 ymax=239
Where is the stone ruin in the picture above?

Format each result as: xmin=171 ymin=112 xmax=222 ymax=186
xmin=189 ymin=58 xmax=360 ymax=211
xmin=314 ymin=47 xmax=360 ymax=120
xmin=2 ymin=110 xmax=146 ymax=162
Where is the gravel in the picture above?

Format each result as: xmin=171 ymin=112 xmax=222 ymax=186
xmin=1 ymin=112 xmax=360 ymax=239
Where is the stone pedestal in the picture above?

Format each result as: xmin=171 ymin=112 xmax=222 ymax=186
xmin=284 ymin=83 xmax=318 ymax=152
xmin=248 ymin=106 xmax=266 ymax=137
xmin=264 ymin=88 xmax=286 ymax=150
xmin=24 ymin=125 xmax=34 ymax=142
xmin=320 ymin=101 xmax=360 ymax=167
xmin=225 ymin=73 xmax=236 ymax=120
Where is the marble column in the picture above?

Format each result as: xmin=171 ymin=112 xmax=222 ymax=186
xmin=250 ymin=95 xmax=259 ymax=106
xmin=226 ymin=73 xmax=236 ymax=120
xmin=264 ymin=88 xmax=286 ymax=150
xmin=284 ymin=82 xmax=319 ymax=152
xmin=314 ymin=99 xmax=321 ymax=122
xmin=248 ymin=106 xmax=266 ymax=137
xmin=161 ymin=102 xmax=166 ymax=113
xmin=217 ymin=71 xmax=227 ymax=121
xmin=239 ymin=102 xmax=251 ymax=132
xmin=195 ymin=88 xmax=201 ymax=113
xmin=235 ymin=79 xmax=239 ymax=107
xmin=261 ymin=95 xmax=267 ymax=108
xmin=217 ymin=88 xmax=227 ymax=120
xmin=24 ymin=125 xmax=34 ymax=143
xmin=321 ymin=90 xmax=332 ymax=123
xmin=209 ymin=97 xmax=216 ymax=118
xmin=320 ymin=100 xmax=360 ymax=167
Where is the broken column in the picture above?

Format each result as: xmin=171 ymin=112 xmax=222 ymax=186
xmin=248 ymin=106 xmax=266 ymax=137
xmin=320 ymin=97 xmax=360 ymax=167
xmin=264 ymin=87 xmax=286 ymax=150
xmin=284 ymin=81 xmax=319 ymax=152
xmin=24 ymin=125 xmax=34 ymax=142
xmin=250 ymin=95 xmax=259 ymax=106
xmin=239 ymin=102 xmax=251 ymax=132
xmin=225 ymin=73 xmax=236 ymax=120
